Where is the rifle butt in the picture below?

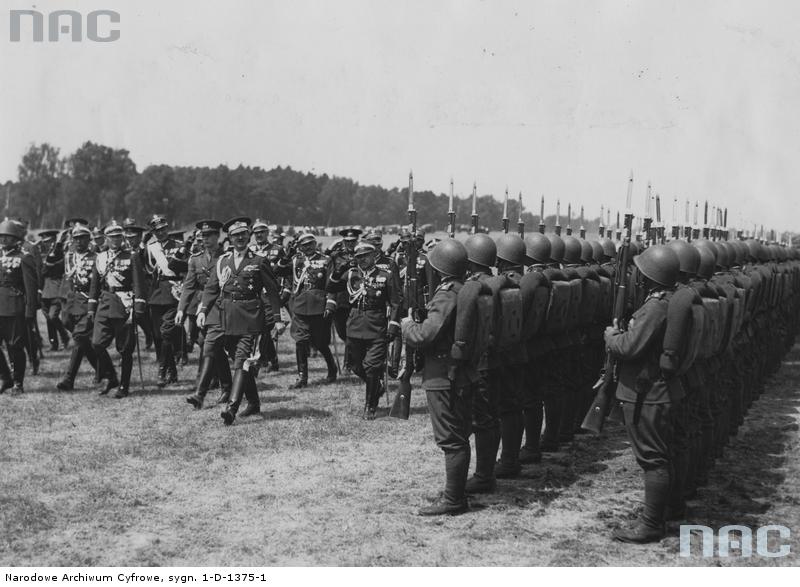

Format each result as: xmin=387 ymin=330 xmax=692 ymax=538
xmin=389 ymin=379 xmax=411 ymax=420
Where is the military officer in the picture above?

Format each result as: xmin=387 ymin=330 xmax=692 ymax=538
xmin=56 ymin=223 xmax=99 ymax=391
xmin=403 ymin=239 xmax=477 ymax=516
xmin=39 ymin=229 xmax=71 ymax=351
xmin=0 ymin=220 xmax=38 ymax=394
xmin=122 ymin=218 xmax=154 ymax=351
xmin=91 ymin=227 xmax=107 ymax=252
xmin=196 ymin=217 xmax=282 ymax=425
xmin=88 ymin=221 xmax=147 ymax=399
xmin=329 ymin=227 xmax=361 ymax=371
xmin=250 ymin=219 xmax=287 ymax=372
xmin=145 ymin=214 xmax=189 ymax=387
xmin=604 ymin=244 xmax=681 ymax=543
xmin=328 ymin=241 xmax=401 ymax=419
xmin=276 ymin=233 xmax=338 ymax=388
xmin=179 ymin=220 xmax=233 ymax=409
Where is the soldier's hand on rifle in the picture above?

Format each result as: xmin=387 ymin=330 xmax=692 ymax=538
xmin=196 ymin=312 xmax=206 ymax=329
xmin=604 ymin=318 xmax=620 ymax=343
xmin=174 ymin=310 xmax=184 ymax=326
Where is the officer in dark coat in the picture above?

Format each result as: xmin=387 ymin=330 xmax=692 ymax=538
xmin=403 ymin=239 xmax=477 ymax=516
xmin=604 ymin=244 xmax=681 ymax=543
xmin=179 ymin=220 xmax=233 ymax=409
xmin=122 ymin=218 xmax=154 ymax=351
xmin=39 ymin=229 xmax=71 ymax=350
xmin=0 ymin=220 xmax=39 ymax=394
xmin=276 ymin=233 xmax=338 ymax=388
xmin=329 ymin=227 xmax=361 ymax=372
xmin=328 ymin=241 xmax=401 ymax=419
xmin=196 ymin=217 xmax=282 ymax=425
xmin=145 ymin=214 xmax=189 ymax=387
xmin=88 ymin=221 xmax=147 ymax=399
xmin=56 ymin=223 xmax=99 ymax=391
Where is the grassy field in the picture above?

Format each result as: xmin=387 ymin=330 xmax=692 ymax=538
xmin=1 ymin=317 xmax=799 ymax=566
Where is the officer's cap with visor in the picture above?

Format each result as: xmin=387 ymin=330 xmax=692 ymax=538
xmin=297 ymin=233 xmax=317 ymax=247
xmin=64 ymin=217 xmax=89 ymax=229
xmin=104 ymin=221 xmax=125 ymax=237
xmin=354 ymin=242 xmax=376 ymax=257
xmin=339 ymin=227 xmax=363 ymax=241
xmin=149 ymin=214 xmax=169 ymax=231
xmin=252 ymin=219 xmax=269 ymax=232
xmin=223 ymin=217 xmax=252 ymax=236
xmin=71 ymin=223 xmax=92 ymax=238
xmin=196 ymin=219 xmax=223 ymax=235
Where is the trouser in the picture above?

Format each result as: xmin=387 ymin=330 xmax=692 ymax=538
xmin=333 ymin=307 xmax=351 ymax=368
xmin=291 ymin=313 xmax=337 ymax=380
xmin=150 ymin=304 xmax=180 ymax=378
xmin=91 ymin=313 xmax=136 ymax=389
xmin=62 ymin=310 xmax=98 ymax=383
xmin=620 ymin=399 xmax=672 ymax=528
xmin=42 ymin=297 xmax=69 ymax=348
xmin=521 ymin=359 xmax=545 ymax=453
xmin=496 ymin=364 xmax=524 ymax=467
xmin=427 ymin=384 xmax=474 ymax=505
xmin=0 ymin=315 xmax=27 ymax=385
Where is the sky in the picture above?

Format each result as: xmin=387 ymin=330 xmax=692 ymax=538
xmin=2 ymin=0 xmax=800 ymax=233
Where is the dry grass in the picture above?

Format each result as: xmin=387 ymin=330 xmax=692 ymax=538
xmin=1 ymin=317 xmax=799 ymax=566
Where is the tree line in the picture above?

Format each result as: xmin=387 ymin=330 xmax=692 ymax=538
xmin=4 ymin=141 xmax=606 ymax=234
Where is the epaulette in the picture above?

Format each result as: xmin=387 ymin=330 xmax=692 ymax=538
xmin=439 ymin=281 xmax=454 ymax=291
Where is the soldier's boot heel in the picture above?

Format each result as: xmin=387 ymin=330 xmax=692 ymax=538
xmin=187 ymin=355 xmax=215 ymax=409
xmin=57 ymin=347 xmax=85 ymax=391
xmin=95 ymin=348 xmax=118 ymax=395
xmin=239 ymin=372 xmax=261 ymax=418
xmin=0 ymin=351 xmax=13 ymax=393
xmin=214 ymin=353 xmax=232 ymax=403
xmin=495 ymin=412 xmax=523 ymax=479
xmin=221 ymin=369 xmax=246 ymax=425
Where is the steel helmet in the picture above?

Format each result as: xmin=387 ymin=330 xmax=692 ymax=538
xmin=599 ymin=238 xmax=617 ymax=262
xmin=632 ymin=244 xmax=680 ymax=287
xmin=696 ymin=247 xmax=716 ymax=279
xmin=580 ymin=240 xmax=594 ymax=263
xmin=428 ymin=238 xmax=468 ymax=278
xmin=547 ymin=234 xmax=565 ymax=264
xmin=589 ymin=240 xmax=604 ymax=264
xmin=524 ymin=233 xmax=551 ymax=265
xmin=464 ymin=233 xmax=497 ymax=269
xmin=561 ymin=236 xmax=583 ymax=265
xmin=495 ymin=233 xmax=526 ymax=266
xmin=667 ymin=239 xmax=701 ymax=276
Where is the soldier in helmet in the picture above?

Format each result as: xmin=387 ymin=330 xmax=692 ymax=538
xmin=179 ymin=220 xmax=233 ymax=409
xmin=328 ymin=241 xmax=401 ymax=418
xmin=196 ymin=217 xmax=282 ymax=425
xmin=88 ymin=221 xmax=147 ymax=399
xmin=56 ymin=223 xmax=100 ymax=391
xmin=145 ymin=214 xmax=189 ymax=387
xmin=403 ymin=238 xmax=477 ymax=516
xmin=604 ymin=244 xmax=681 ymax=543
xmin=275 ymin=232 xmax=338 ymax=388
xmin=0 ymin=219 xmax=39 ymax=394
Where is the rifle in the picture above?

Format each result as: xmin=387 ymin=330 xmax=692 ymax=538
xmin=539 ymin=196 xmax=546 ymax=235
xmin=517 ymin=192 xmax=525 ymax=238
xmin=390 ymin=171 xmax=418 ymax=420
xmin=502 ymin=188 xmax=509 ymax=234
xmin=470 ymin=182 xmax=478 ymax=234
xmin=448 ymin=178 xmax=456 ymax=239
xmin=581 ymin=175 xmax=635 ymax=434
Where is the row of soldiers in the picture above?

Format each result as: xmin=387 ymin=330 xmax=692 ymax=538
xmin=399 ymin=226 xmax=799 ymax=540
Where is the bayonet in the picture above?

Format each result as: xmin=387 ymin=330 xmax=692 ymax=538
xmin=447 ymin=177 xmax=456 ymax=239
xmin=517 ymin=192 xmax=525 ymax=237
xmin=539 ymin=195 xmax=545 ymax=234
xmin=502 ymin=187 xmax=509 ymax=234
xmin=470 ymin=182 xmax=478 ymax=234
xmin=555 ymin=199 xmax=562 ymax=236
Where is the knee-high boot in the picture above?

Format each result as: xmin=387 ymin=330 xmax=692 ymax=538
xmin=496 ymin=411 xmax=523 ymax=478
xmin=57 ymin=346 xmax=85 ymax=390
xmin=215 ymin=352 xmax=232 ymax=404
xmin=115 ymin=354 xmax=133 ymax=398
xmin=221 ymin=369 xmax=247 ymax=425
xmin=187 ymin=354 xmax=215 ymax=409
xmin=541 ymin=394 xmax=563 ymax=451
xmin=239 ymin=371 xmax=261 ymax=417
xmin=290 ymin=342 xmax=309 ymax=388
xmin=465 ymin=427 xmax=500 ymax=493
xmin=319 ymin=345 xmax=338 ymax=383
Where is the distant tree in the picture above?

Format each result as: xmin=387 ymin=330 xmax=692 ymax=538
xmin=13 ymin=142 xmax=65 ymax=226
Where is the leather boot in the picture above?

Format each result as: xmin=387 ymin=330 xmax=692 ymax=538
xmin=290 ymin=343 xmax=309 ymax=389
xmin=495 ymin=412 xmax=523 ymax=479
xmin=613 ymin=468 xmax=669 ymax=543
xmin=46 ymin=318 xmax=58 ymax=351
xmin=158 ymin=341 xmax=175 ymax=387
xmin=319 ymin=346 xmax=338 ymax=383
xmin=95 ymin=348 xmax=118 ymax=395
xmin=362 ymin=377 xmax=375 ymax=419
xmin=57 ymin=347 xmax=84 ymax=391
xmin=519 ymin=406 xmax=543 ymax=464
xmin=419 ymin=449 xmax=470 ymax=516
xmin=239 ymin=372 xmax=261 ymax=418
xmin=465 ymin=428 xmax=499 ymax=494
xmin=214 ymin=353 xmax=232 ymax=404
xmin=187 ymin=354 xmax=215 ymax=409
xmin=541 ymin=394 xmax=562 ymax=452
xmin=114 ymin=354 xmax=133 ymax=399
xmin=58 ymin=321 xmax=70 ymax=349
xmin=0 ymin=350 xmax=13 ymax=392
xmin=221 ymin=369 xmax=247 ymax=425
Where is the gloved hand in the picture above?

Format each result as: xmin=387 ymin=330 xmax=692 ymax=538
xmin=387 ymin=320 xmax=400 ymax=340
xmin=196 ymin=312 xmax=206 ymax=329
xmin=174 ymin=310 xmax=184 ymax=326
xmin=323 ymin=300 xmax=336 ymax=320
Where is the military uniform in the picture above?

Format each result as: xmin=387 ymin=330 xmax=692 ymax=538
xmin=329 ymin=253 xmax=400 ymax=416
xmin=88 ymin=228 xmax=147 ymax=399
xmin=276 ymin=242 xmax=338 ymax=386
xmin=145 ymin=217 xmax=188 ymax=385
xmin=404 ymin=276 xmax=477 ymax=514
xmin=181 ymin=235 xmax=231 ymax=407
xmin=250 ymin=233 xmax=287 ymax=371
xmin=0 ymin=230 xmax=38 ymax=392
xmin=56 ymin=229 xmax=99 ymax=390
xmin=198 ymin=229 xmax=282 ymax=424
xmin=40 ymin=233 xmax=71 ymax=350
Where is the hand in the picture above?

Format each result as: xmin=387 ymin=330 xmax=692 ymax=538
xmin=401 ymin=316 xmax=413 ymax=331
xmin=274 ymin=320 xmax=286 ymax=336
xmin=197 ymin=312 xmax=206 ymax=329
xmin=387 ymin=321 xmax=400 ymax=339
xmin=174 ymin=310 xmax=184 ymax=325
xmin=323 ymin=308 xmax=333 ymax=320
